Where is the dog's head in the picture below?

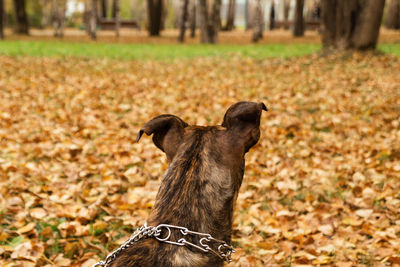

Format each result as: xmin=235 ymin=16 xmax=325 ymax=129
xmin=136 ymin=101 xmax=267 ymax=173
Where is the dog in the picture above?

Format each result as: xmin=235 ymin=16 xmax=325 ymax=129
xmin=107 ymin=101 xmax=267 ymax=267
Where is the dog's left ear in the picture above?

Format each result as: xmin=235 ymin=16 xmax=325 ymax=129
xmin=137 ymin=114 xmax=188 ymax=161
xmin=222 ymin=101 xmax=267 ymax=153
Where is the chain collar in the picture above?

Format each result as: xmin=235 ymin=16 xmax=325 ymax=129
xmin=93 ymin=223 xmax=235 ymax=267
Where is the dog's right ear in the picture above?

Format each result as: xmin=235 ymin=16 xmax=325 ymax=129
xmin=222 ymin=101 xmax=267 ymax=153
xmin=136 ymin=115 xmax=188 ymax=161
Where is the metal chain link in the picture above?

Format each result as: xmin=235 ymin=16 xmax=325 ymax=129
xmin=93 ymin=223 xmax=235 ymax=267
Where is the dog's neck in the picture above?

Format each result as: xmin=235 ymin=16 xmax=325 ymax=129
xmin=147 ymin=130 xmax=244 ymax=243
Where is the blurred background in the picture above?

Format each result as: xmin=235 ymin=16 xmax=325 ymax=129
xmin=1 ymin=1 xmax=400 ymax=267
xmin=0 ymin=0 xmax=398 ymax=46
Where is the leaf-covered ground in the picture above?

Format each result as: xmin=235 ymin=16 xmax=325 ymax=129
xmin=0 ymin=53 xmax=400 ymax=267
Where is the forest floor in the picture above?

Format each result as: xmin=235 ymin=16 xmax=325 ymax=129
xmin=0 ymin=30 xmax=400 ymax=267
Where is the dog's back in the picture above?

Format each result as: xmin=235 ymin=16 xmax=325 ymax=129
xmin=109 ymin=102 xmax=266 ymax=267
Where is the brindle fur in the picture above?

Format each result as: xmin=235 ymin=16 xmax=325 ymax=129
xmin=110 ymin=102 xmax=267 ymax=267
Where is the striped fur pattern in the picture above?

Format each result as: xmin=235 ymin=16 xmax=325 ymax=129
xmin=111 ymin=102 xmax=267 ymax=267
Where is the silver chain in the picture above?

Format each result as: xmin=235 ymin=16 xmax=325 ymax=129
xmin=93 ymin=223 xmax=235 ymax=267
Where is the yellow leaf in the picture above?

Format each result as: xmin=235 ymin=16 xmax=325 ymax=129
xmin=17 ymin=223 xmax=36 ymax=234
xmin=342 ymin=217 xmax=363 ymax=226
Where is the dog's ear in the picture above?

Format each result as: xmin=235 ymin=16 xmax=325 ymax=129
xmin=222 ymin=102 xmax=267 ymax=153
xmin=137 ymin=114 xmax=188 ymax=161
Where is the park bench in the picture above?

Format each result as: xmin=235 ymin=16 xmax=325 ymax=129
xmin=98 ymin=18 xmax=140 ymax=30
xmin=274 ymin=20 xmax=321 ymax=30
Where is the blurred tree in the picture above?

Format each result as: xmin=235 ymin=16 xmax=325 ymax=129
xmin=28 ymin=0 xmax=44 ymax=28
xmin=178 ymin=0 xmax=188 ymax=42
xmin=293 ymin=0 xmax=304 ymax=36
xmin=283 ymin=0 xmax=290 ymax=29
xmin=0 ymin=0 xmax=4 ymax=39
xmin=52 ymin=0 xmax=66 ymax=37
xmin=189 ymin=0 xmax=195 ymax=37
xmin=112 ymin=0 xmax=116 ymax=17
xmin=385 ymin=0 xmax=400 ymax=29
xmin=115 ymin=0 xmax=120 ymax=36
xmin=89 ymin=0 xmax=97 ymax=39
xmin=147 ymin=0 xmax=163 ymax=35
xmin=252 ymin=0 xmax=262 ymax=42
xmin=100 ymin=0 xmax=107 ymax=18
xmin=84 ymin=0 xmax=89 ymax=33
xmin=322 ymin=0 xmax=385 ymax=50
xmin=41 ymin=0 xmax=53 ymax=28
xmin=199 ymin=0 xmax=221 ymax=43
xmin=13 ymin=0 xmax=29 ymax=34
xmin=269 ymin=0 xmax=274 ymax=30
xmin=244 ymin=0 xmax=249 ymax=30
xmin=223 ymin=0 xmax=235 ymax=31
xmin=161 ymin=0 xmax=167 ymax=30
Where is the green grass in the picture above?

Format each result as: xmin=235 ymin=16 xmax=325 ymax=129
xmin=0 ymin=40 xmax=321 ymax=60
xmin=378 ymin=43 xmax=400 ymax=56
xmin=1 ymin=41 xmax=399 ymax=60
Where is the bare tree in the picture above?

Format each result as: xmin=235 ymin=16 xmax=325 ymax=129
xmin=100 ymin=0 xmax=107 ymax=18
xmin=89 ymin=0 xmax=97 ymax=39
xmin=385 ymin=0 xmax=400 ymax=29
xmin=84 ymin=0 xmax=90 ymax=33
xmin=223 ymin=0 xmax=235 ymax=31
xmin=244 ymin=0 xmax=249 ymax=30
xmin=293 ymin=0 xmax=304 ymax=36
xmin=283 ymin=0 xmax=290 ymax=29
xmin=189 ymin=0 xmax=196 ymax=37
xmin=41 ymin=0 xmax=53 ymax=28
xmin=321 ymin=0 xmax=385 ymax=50
xmin=52 ymin=0 xmax=66 ymax=37
xmin=0 ymin=0 xmax=4 ymax=39
xmin=112 ymin=0 xmax=117 ymax=18
xmin=252 ymin=0 xmax=263 ymax=42
xmin=13 ymin=0 xmax=29 ymax=34
xmin=269 ymin=0 xmax=275 ymax=30
xmin=161 ymin=0 xmax=167 ymax=30
xmin=147 ymin=0 xmax=163 ymax=36
xmin=178 ymin=0 xmax=189 ymax=42
xmin=115 ymin=0 xmax=120 ymax=37
xmin=199 ymin=0 xmax=221 ymax=43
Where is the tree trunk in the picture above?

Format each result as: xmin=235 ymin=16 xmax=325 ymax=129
xmin=385 ymin=0 xmax=400 ymax=29
xmin=178 ymin=0 xmax=189 ymax=42
xmin=321 ymin=0 xmax=385 ymax=50
xmin=199 ymin=0 xmax=221 ymax=43
xmin=283 ymin=0 xmax=290 ymax=29
xmin=269 ymin=1 xmax=275 ymax=30
xmin=84 ymin=0 xmax=90 ymax=33
xmin=115 ymin=0 xmax=120 ymax=37
xmin=161 ymin=0 xmax=167 ymax=30
xmin=293 ymin=0 xmax=304 ymax=36
xmin=199 ymin=0 xmax=208 ymax=42
xmin=0 ymin=0 xmax=4 ymax=39
xmin=147 ymin=0 xmax=163 ymax=36
xmin=13 ymin=0 xmax=29 ymax=34
xmin=244 ymin=0 xmax=249 ymax=30
xmin=53 ymin=0 xmax=66 ymax=37
xmin=252 ymin=0 xmax=263 ymax=42
xmin=41 ymin=0 xmax=53 ymax=28
xmin=189 ymin=0 xmax=196 ymax=37
xmin=100 ymin=0 xmax=107 ymax=18
xmin=89 ymin=0 xmax=97 ymax=40
xmin=224 ymin=0 xmax=235 ymax=31
xmin=112 ymin=0 xmax=117 ymax=18
xmin=210 ymin=0 xmax=221 ymax=43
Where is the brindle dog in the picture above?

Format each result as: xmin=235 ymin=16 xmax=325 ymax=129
xmin=111 ymin=101 xmax=267 ymax=267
